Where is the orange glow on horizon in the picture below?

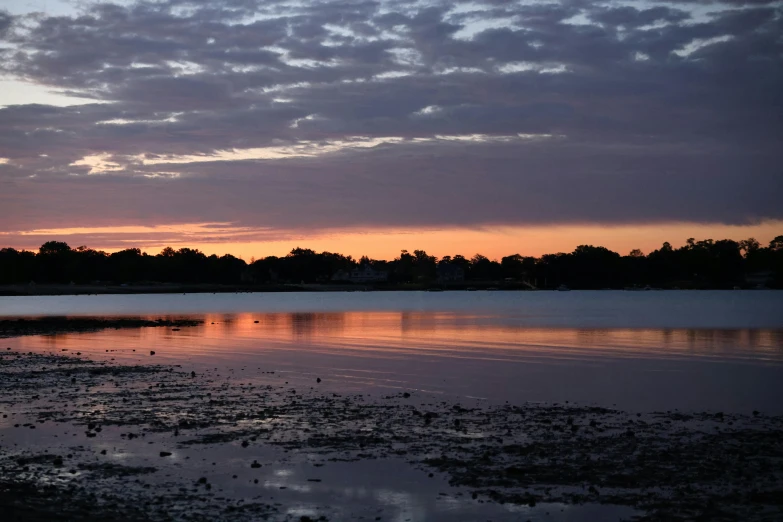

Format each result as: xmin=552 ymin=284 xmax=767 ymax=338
xmin=3 ymin=221 xmax=781 ymax=261
xmin=134 ymin=222 xmax=783 ymax=260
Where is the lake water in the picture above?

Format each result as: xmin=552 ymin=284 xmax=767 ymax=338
xmin=2 ymin=290 xmax=783 ymax=521
xmin=3 ymin=290 xmax=783 ymax=413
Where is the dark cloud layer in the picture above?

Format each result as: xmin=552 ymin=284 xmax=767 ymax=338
xmin=0 ymin=0 xmax=781 ymax=236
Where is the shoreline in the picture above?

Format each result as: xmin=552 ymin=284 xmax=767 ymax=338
xmin=2 ymin=284 xmax=780 ymax=297
xmin=0 ymin=317 xmax=202 ymax=338
xmin=0 ymin=282 xmax=541 ymax=296
xmin=1 ymin=347 xmax=781 ymax=521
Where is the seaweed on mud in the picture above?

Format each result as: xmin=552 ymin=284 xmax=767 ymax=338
xmin=75 ymin=462 xmax=159 ymax=477
xmin=0 ymin=480 xmax=153 ymax=522
xmin=2 ymin=351 xmax=782 ymax=522
xmin=0 ymin=317 xmax=202 ymax=338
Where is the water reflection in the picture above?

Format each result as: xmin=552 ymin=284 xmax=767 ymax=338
xmin=11 ymin=311 xmax=783 ymax=363
xmin=7 ymin=311 xmax=783 ymax=412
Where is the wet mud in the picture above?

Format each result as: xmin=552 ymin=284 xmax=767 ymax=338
xmin=1 ymin=350 xmax=782 ymax=521
xmin=0 ymin=317 xmax=202 ymax=338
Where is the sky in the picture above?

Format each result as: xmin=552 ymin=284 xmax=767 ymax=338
xmin=0 ymin=0 xmax=781 ymax=260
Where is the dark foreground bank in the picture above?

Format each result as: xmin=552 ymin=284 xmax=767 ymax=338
xmin=0 ymin=317 xmax=202 ymax=338
xmin=1 ymin=347 xmax=781 ymax=522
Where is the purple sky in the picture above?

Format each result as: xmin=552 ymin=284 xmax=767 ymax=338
xmin=0 ymin=0 xmax=781 ymax=254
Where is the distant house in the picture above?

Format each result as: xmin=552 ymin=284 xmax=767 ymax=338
xmin=437 ymin=263 xmax=465 ymax=283
xmin=332 ymin=264 xmax=388 ymax=283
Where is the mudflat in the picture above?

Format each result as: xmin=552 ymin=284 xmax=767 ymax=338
xmin=0 ymin=317 xmax=202 ymax=338
xmin=1 ymin=346 xmax=781 ymax=521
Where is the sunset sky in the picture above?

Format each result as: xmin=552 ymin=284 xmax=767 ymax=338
xmin=1 ymin=0 xmax=781 ymax=260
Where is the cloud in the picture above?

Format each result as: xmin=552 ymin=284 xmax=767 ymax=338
xmin=0 ymin=0 xmax=780 ymax=238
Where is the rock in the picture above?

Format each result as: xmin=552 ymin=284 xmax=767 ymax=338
xmin=160 ymin=451 xmax=173 ymax=457
xmin=53 ymin=457 xmax=63 ymax=466
xmin=250 ymin=460 xmax=261 ymax=468
xmin=150 ymin=351 xmax=155 ymax=355
xmin=197 ymin=477 xmax=207 ymax=484
xmin=317 ymin=378 xmax=321 ymax=383
xmin=191 ymin=371 xmax=196 ymax=378
xmin=241 ymin=441 xmax=249 ymax=448
xmin=403 ymin=392 xmax=410 ymax=398
xmin=100 ymin=450 xmax=107 ymax=455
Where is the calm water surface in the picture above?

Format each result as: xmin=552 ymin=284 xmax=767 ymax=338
xmin=2 ymin=290 xmax=782 ymax=413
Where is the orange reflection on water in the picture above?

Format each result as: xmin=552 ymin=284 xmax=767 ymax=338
xmin=14 ymin=312 xmax=783 ymax=367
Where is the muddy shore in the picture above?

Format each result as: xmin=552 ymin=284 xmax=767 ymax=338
xmin=0 ymin=317 xmax=203 ymax=338
xmin=1 ymin=346 xmax=782 ymax=522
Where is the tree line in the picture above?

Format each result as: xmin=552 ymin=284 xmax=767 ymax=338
xmin=0 ymin=236 xmax=781 ymax=289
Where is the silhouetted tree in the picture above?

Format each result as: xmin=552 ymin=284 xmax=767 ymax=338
xmin=1 ymin=237 xmax=781 ymax=288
